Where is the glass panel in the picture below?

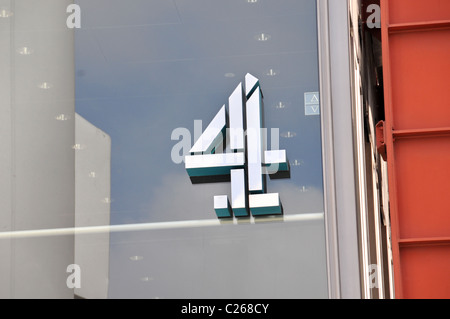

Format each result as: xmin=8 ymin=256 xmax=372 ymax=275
xmin=0 ymin=0 xmax=328 ymax=299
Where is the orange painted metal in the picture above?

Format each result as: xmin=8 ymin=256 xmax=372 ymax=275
xmin=376 ymin=121 xmax=387 ymax=161
xmin=381 ymin=0 xmax=450 ymax=299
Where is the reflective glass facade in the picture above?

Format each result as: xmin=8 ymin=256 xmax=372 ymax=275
xmin=1 ymin=0 xmax=333 ymax=299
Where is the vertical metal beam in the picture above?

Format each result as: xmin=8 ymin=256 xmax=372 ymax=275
xmin=380 ymin=0 xmax=402 ymax=299
xmin=317 ymin=0 xmax=340 ymax=299
xmin=318 ymin=0 xmax=362 ymax=299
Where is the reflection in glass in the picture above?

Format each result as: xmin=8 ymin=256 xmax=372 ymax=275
xmin=75 ymin=114 xmax=111 ymax=299
xmin=73 ymin=0 xmax=327 ymax=299
xmin=0 ymin=8 xmax=13 ymax=18
xmin=17 ymin=47 xmax=33 ymax=55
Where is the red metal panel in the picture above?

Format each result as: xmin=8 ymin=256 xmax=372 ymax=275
xmin=395 ymin=136 xmax=450 ymax=239
xmin=388 ymin=0 xmax=450 ymax=24
xmin=389 ymin=29 xmax=450 ymax=130
xmin=381 ymin=0 xmax=450 ymax=299
xmin=400 ymin=245 xmax=450 ymax=299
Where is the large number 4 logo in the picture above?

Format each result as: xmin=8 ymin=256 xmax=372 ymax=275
xmin=185 ymin=74 xmax=290 ymax=218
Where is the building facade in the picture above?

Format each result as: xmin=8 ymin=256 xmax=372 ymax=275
xmin=0 ymin=0 xmax=448 ymax=299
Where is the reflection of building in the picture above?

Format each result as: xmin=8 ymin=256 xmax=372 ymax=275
xmin=0 ymin=1 xmax=110 ymax=298
xmin=0 ymin=0 xmax=76 ymax=298
xmin=75 ymin=114 xmax=111 ymax=299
